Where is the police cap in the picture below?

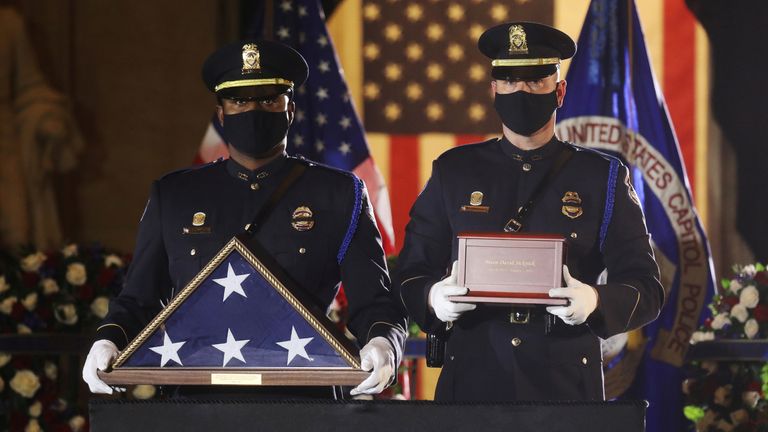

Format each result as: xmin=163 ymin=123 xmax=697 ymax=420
xmin=478 ymin=22 xmax=576 ymax=80
xmin=202 ymin=39 xmax=309 ymax=99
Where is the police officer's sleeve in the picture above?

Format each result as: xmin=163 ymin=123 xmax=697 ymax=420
xmin=94 ymin=182 xmax=172 ymax=350
xmin=396 ymin=162 xmax=453 ymax=334
xmin=587 ymin=165 xmax=664 ymax=338
xmin=341 ymin=180 xmax=407 ymax=364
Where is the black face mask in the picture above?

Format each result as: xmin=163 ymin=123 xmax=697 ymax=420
xmin=222 ymin=110 xmax=290 ymax=158
xmin=494 ymin=88 xmax=559 ymax=136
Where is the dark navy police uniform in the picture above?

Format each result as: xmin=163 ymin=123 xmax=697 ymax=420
xmin=397 ymin=136 xmax=663 ymax=401
xmin=97 ymin=155 xmax=407 ymax=364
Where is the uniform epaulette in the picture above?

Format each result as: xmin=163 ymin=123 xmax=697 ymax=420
xmin=159 ymin=158 xmax=224 ymax=180
xmin=290 ymin=155 xmax=357 ymax=179
xmin=563 ymin=142 xmax=624 ymax=165
xmin=436 ymin=137 xmax=500 ymax=160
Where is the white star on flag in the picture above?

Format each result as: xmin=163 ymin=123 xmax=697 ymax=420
xmin=149 ymin=332 xmax=186 ymax=367
xmin=339 ymin=142 xmax=352 ymax=155
xmin=316 ymin=87 xmax=329 ymax=101
xmin=276 ymin=326 xmax=314 ymax=365
xmin=277 ymin=27 xmax=290 ymax=40
xmin=315 ymin=113 xmax=327 ymax=126
xmin=295 ymin=109 xmax=305 ymax=122
xmin=315 ymin=140 xmax=325 ymax=152
xmin=213 ymin=263 xmax=250 ymax=301
xmin=317 ymin=35 xmax=328 ymax=47
xmin=212 ymin=328 xmax=250 ymax=367
xmin=293 ymin=135 xmax=304 ymax=147
xmin=280 ymin=0 xmax=292 ymax=12
xmin=318 ymin=60 xmax=330 ymax=73
xmin=298 ymin=5 xmax=308 ymax=17
xmin=339 ymin=116 xmax=351 ymax=129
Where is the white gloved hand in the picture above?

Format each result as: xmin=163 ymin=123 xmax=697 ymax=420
xmin=546 ymin=265 xmax=599 ymax=325
xmin=428 ymin=261 xmax=476 ymax=323
xmin=82 ymin=339 xmax=123 ymax=394
xmin=350 ymin=337 xmax=396 ymax=396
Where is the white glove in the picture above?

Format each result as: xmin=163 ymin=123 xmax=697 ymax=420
xmin=350 ymin=337 xmax=396 ymax=396
xmin=428 ymin=261 xmax=476 ymax=323
xmin=546 ymin=265 xmax=599 ymax=325
xmin=82 ymin=339 xmax=123 ymax=394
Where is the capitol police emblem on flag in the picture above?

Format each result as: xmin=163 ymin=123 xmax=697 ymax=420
xmin=99 ymin=235 xmax=367 ymax=386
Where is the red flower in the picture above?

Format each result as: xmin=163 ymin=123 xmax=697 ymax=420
xmin=755 ymin=305 xmax=768 ymax=322
xmin=21 ymin=272 xmax=39 ymax=289
xmin=76 ymin=283 xmax=94 ymax=301
xmin=755 ymin=271 xmax=768 ymax=285
xmin=722 ymin=296 xmax=739 ymax=307
xmin=98 ymin=267 xmax=116 ymax=287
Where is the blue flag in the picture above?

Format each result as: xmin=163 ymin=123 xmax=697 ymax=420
xmin=115 ymin=237 xmax=360 ymax=371
xmin=556 ymin=1 xmax=716 ymax=430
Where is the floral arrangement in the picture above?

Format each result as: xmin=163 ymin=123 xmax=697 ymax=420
xmin=691 ymin=264 xmax=768 ymax=343
xmin=684 ymin=263 xmax=768 ymax=431
xmin=0 ymin=244 xmax=130 ymax=431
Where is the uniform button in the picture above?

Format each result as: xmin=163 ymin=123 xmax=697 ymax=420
xmin=190 ymin=249 xmax=196 ymax=256
xmin=449 ymin=355 xmax=455 ymax=361
xmin=570 ymin=232 xmax=578 ymax=239
xmin=522 ymin=163 xmax=532 ymax=172
xmin=244 ymin=224 xmax=251 ymax=231
xmin=299 ymin=247 xmax=306 ymax=254
xmin=250 ymin=183 xmax=260 ymax=190
xmin=511 ymin=338 xmax=522 ymax=347
xmin=582 ymin=357 xmax=588 ymax=365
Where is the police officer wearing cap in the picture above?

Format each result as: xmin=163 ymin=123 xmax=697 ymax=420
xmin=82 ymin=39 xmax=407 ymax=398
xmin=397 ymin=22 xmax=663 ymax=401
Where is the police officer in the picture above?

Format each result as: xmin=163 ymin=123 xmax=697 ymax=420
xmin=397 ymin=22 xmax=664 ymax=401
xmin=82 ymin=40 xmax=407 ymax=397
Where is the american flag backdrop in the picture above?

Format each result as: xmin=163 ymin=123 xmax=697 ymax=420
xmin=117 ymin=238 xmax=358 ymax=370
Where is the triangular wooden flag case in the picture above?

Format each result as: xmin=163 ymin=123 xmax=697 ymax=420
xmin=99 ymin=235 xmax=367 ymax=386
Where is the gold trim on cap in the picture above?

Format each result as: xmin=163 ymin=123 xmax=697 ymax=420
xmin=492 ymin=58 xmax=561 ymax=67
xmin=215 ymin=78 xmax=294 ymax=92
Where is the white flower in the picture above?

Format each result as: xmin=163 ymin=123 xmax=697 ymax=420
xmin=44 ymin=361 xmax=58 ymax=380
xmin=21 ymin=292 xmax=38 ymax=311
xmin=90 ymin=297 xmax=109 ymax=319
xmin=61 ymin=244 xmax=78 ymax=258
xmin=10 ymin=370 xmax=41 ymax=398
xmin=132 ymin=384 xmax=156 ymax=400
xmin=0 ymin=296 xmax=17 ymax=315
xmin=730 ymin=304 xmax=749 ymax=323
xmin=41 ymin=278 xmax=60 ymax=295
xmin=17 ymin=324 xmax=32 ymax=334
xmin=104 ymin=254 xmax=124 ymax=268
xmin=711 ymin=313 xmax=732 ymax=330
xmin=739 ymin=285 xmax=759 ymax=309
xmin=69 ymin=415 xmax=86 ymax=432
xmin=743 ymin=391 xmax=760 ymax=408
xmin=24 ymin=419 xmax=41 ymax=432
xmin=0 ymin=276 xmax=9 ymax=293
xmin=0 ymin=352 xmax=11 ymax=367
xmin=730 ymin=279 xmax=743 ymax=294
xmin=745 ymin=319 xmax=760 ymax=339
xmin=66 ymin=263 xmax=87 ymax=286
xmin=28 ymin=401 xmax=42 ymax=417
xmin=690 ymin=331 xmax=716 ymax=344
xmin=55 ymin=304 xmax=78 ymax=325
xmin=20 ymin=252 xmax=46 ymax=273
xmin=742 ymin=264 xmax=757 ymax=277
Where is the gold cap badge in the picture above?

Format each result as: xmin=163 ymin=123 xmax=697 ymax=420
xmin=291 ymin=206 xmax=314 ymax=231
xmin=192 ymin=212 xmax=206 ymax=226
xmin=508 ymin=25 xmax=529 ymax=55
xmin=561 ymin=192 xmax=583 ymax=219
xmin=470 ymin=191 xmax=484 ymax=206
xmin=242 ymin=43 xmax=261 ymax=74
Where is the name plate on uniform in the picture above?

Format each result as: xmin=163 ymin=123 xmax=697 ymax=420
xmin=449 ymin=232 xmax=568 ymax=306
